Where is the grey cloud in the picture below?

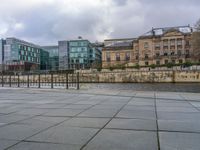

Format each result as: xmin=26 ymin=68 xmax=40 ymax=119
xmin=0 ymin=0 xmax=199 ymax=45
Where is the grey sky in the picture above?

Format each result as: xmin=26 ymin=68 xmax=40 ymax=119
xmin=0 ymin=0 xmax=199 ymax=45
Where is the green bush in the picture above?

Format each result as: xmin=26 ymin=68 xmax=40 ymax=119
xmin=133 ymin=64 xmax=140 ymax=69
xmin=166 ymin=63 xmax=174 ymax=68
xmin=149 ymin=64 xmax=156 ymax=69
xmin=183 ymin=61 xmax=193 ymax=67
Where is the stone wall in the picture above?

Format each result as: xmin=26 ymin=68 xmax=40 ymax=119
xmin=78 ymin=70 xmax=200 ymax=83
xmin=1 ymin=70 xmax=200 ymax=83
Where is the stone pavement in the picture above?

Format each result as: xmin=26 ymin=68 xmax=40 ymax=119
xmin=0 ymin=87 xmax=200 ymax=150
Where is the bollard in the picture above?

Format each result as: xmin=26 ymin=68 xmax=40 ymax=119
xmin=51 ymin=73 xmax=53 ymax=89
xmin=77 ymin=72 xmax=80 ymax=90
xmin=1 ymin=73 xmax=3 ymax=87
xmin=17 ymin=74 xmax=20 ymax=87
xmin=38 ymin=74 xmax=41 ymax=88
xmin=66 ymin=73 xmax=68 ymax=89
xmin=27 ymin=74 xmax=29 ymax=88
xmin=9 ymin=75 xmax=11 ymax=87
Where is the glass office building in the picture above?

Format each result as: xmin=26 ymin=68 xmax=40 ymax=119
xmin=58 ymin=41 xmax=69 ymax=70
xmin=69 ymin=39 xmax=102 ymax=69
xmin=0 ymin=37 xmax=49 ymax=72
xmin=42 ymin=46 xmax=59 ymax=71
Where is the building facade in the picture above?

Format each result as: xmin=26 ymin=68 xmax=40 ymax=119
xmin=137 ymin=26 xmax=194 ymax=66
xmin=0 ymin=37 xmax=50 ymax=72
xmin=69 ymin=39 xmax=101 ymax=69
xmin=58 ymin=41 xmax=69 ymax=70
xmin=102 ymin=38 xmax=136 ymax=68
xmin=42 ymin=46 xmax=59 ymax=71
xmin=4 ymin=38 xmax=41 ymax=71
xmin=102 ymin=25 xmax=197 ymax=68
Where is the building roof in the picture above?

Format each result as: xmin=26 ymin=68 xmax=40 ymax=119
xmin=104 ymin=38 xmax=136 ymax=48
xmin=141 ymin=25 xmax=193 ymax=38
xmin=6 ymin=37 xmax=41 ymax=48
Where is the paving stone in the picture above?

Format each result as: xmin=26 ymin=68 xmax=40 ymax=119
xmin=43 ymin=108 xmax=83 ymax=117
xmin=159 ymin=132 xmax=200 ymax=150
xmin=78 ymin=108 xmax=118 ymax=118
xmin=83 ymin=129 xmax=158 ymax=150
xmin=62 ymin=117 xmax=110 ymax=128
xmin=0 ymin=114 xmax=31 ymax=124
xmin=106 ymin=118 xmax=157 ymax=130
xmin=117 ymin=109 xmax=156 ymax=119
xmin=157 ymin=112 xmax=200 ymax=120
xmin=0 ymin=139 xmax=19 ymax=150
xmin=64 ymin=104 xmax=93 ymax=109
xmin=158 ymin=120 xmax=200 ymax=132
xmin=28 ymin=126 xmax=99 ymax=145
xmin=157 ymin=107 xmax=199 ymax=113
xmin=7 ymin=142 xmax=80 ymax=150
xmin=0 ymin=123 xmax=49 ymax=140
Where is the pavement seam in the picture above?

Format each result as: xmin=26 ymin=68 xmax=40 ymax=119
xmin=4 ymin=98 xmax=109 ymax=150
xmin=154 ymin=92 xmax=161 ymax=150
xmin=80 ymin=96 xmax=135 ymax=150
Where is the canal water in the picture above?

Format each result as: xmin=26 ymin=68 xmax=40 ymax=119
xmin=83 ymin=83 xmax=200 ymax=93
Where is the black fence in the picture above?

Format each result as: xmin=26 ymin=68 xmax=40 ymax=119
xmin=0 ymin=71 xmax=80 ymax=90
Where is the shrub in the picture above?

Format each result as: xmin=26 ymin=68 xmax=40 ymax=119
xmin=166 ymin=63 xmax=174 ymax=68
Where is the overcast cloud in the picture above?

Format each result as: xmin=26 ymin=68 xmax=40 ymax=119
xmin=0 ymin=0 xmax=199 ymax=45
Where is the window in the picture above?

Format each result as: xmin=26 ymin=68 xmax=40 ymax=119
xmin=178 ymin=50 xmax=182 ymax=56
xmin=179 ymin=59 xmax=183 ymax=64
xmin=177 ymin=38 xmax=182 ymax=45
xmin=136 ymin=55 xmax=139 ymax=60
xmin=106 ymin=52 xmax=110 ymax=62
xmin=170 ymin=39 xmax=175 ymax=45
xmin=116 ymin=53 xmax=120 ymax=61
xmin=163 ymin=40 xmax=168 ymax=46
xmin=164 ymin=52 xmax=168 ymax=56
xmin=156 ymin=53 xmax=160 ymax=57
xmin=145 ymin=54 xmax=148 ymax=59
xmin=145 ymin=61 xmax=149 ymax=66
xmin=171 ymin=52 xmax=175 ymax=55
xmin=125 ymin=52 xmax=130 ymax=61
xmin=172 ymin=60 xmax=176 ymax=64
xmin=185 ymin=41 xmax=190 ymax=46
xmin=165 ymin=59 xmax=168 ymax=64
xmin=144 ymin=42 xmax=149 ymax=49
xmin=156 ymin=61 xmax=160 ymax=65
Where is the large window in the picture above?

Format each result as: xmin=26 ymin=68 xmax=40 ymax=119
xmin=144 ymin=42 xmax=149 ymax=49
xmin=106 ymin=52 xmax=110 ymax=62
xmin=125 ymin=52 xmax=130 ymax=61
xmin=116 ymin=53 xmax=120 ymax=61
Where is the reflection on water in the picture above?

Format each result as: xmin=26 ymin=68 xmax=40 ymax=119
xmin=84 ymin=83 xmax=200 ymax=93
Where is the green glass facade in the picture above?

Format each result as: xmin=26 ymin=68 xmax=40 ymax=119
xmin=42 ymin=46 xmax=59 ymax=71
xmin=69 ymin=40 xmax=101 ymax=69
xmin=40 ymin=49 xmax=50 ymax=70
xmin=3 ymin=38 xmax=42 ymax=71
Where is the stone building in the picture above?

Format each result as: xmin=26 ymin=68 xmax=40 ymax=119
xmin=137 ymin=25 xmax=194 ymax=66
xmin=102 ymin=25 xmax=197 ymax=68
xmin=102 ymin=38 xmax=136 ymax=68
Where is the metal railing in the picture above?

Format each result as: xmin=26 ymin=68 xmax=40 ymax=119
xmin=0 ymin=72 xmax=80 ymax=90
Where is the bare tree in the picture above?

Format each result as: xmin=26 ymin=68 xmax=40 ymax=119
xmin=194 ymin=19 xmax=200 ymax=31
xmin=192 ymin=19 xmax=200 ymax=61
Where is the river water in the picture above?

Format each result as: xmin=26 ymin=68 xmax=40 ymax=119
xmin=83 ymin=83 xmax=200 ymax=93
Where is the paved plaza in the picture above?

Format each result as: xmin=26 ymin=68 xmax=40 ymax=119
xmin=0 ymin=87 xmax=200 ymax=150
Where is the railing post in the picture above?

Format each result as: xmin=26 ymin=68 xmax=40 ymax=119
xmin=77 ymin=72 xmax=79 ymax=90
xmin=51 ymin=73 xmax=53 ymax=89
xmin=66 ymin=73 xmax=68 ymax=89
xmin=27 ymin=74 xmax=29 ymax=88
xmin=38 ymin=73 xmax=40 ymax=88
xmin=17 ymin=74 xmax=20 ymax=87
xmin=9 ymin=75 xmax=11 ymax=87
xmin=1 ymin=73 xmax=3 ymax=87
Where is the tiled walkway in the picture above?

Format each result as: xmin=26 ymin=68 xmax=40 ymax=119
xmin=0 ymin=88 xmax=200 ymax=150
